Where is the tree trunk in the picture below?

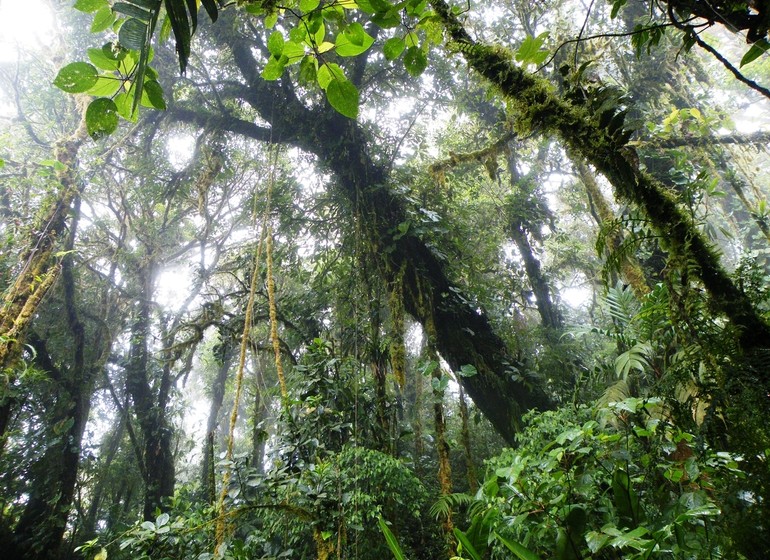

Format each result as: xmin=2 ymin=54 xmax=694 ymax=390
xmin=125 ymin=261 xmax=175 ymax=519
xmin=201 ymin=345 xmax=235 ymax=496
xmin=12 ymin=199 xmax=105 ymax=557
xmin=575 ymin=162 xmax=650 ymax=298
xmin=457 ymin=383 xmax=478 ymax=494
xmin=432 ymin=361 xmax=455 ymax=557
xmin=171 ymin=26 xmax=555 ymax=444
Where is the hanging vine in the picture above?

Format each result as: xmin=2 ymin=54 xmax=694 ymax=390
xmin=213 ymin=147 xmax=278 ymax=553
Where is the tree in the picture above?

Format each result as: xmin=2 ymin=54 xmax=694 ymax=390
xmin=2 ymin=0 xmax=770 ymax=557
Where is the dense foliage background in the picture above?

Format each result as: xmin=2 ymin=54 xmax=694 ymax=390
xmin=1 ymin=0 xmax=770 ymax=558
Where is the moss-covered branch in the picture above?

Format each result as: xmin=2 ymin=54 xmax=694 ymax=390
xmin=430 ymin=0 xmax=770 ymax=351
xmin=0 ymin=98 xmax=88 ymax=372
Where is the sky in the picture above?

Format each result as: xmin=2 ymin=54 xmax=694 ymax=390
xmin=0 ymin=0 xmax=55 ymax=62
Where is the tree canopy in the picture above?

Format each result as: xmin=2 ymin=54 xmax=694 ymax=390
xmin=1 ymin=0 xmax=770 ymax=558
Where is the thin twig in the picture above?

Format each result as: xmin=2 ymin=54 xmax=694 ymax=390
xmin=667 ymin=5 xmax=770 ymax=100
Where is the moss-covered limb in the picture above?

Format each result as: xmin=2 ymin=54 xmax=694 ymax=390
xmin=429 ymin=130 xmax=515 ymax=179
xmin=430 ymin=0 xmax=770 ymax=351
xmin=0 ymin=98 xmax=88 ymax=371
xmin=0 ymin=263 xmax=60 ymax=373
xmin=575 ymin=162 xmax=650 ymax=298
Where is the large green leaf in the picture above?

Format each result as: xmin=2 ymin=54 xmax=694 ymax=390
xmin=74 ymin=0 xmax=108 ymax=13
xmin=383 ymin=37 xmax=405 ymax=60
xmin=282 ymin=41 xmax=306 ymax=63
xmin=740 ymin=39 xmax=770 ymax=67
xmin=300 ymin=0 xmax=321 ymax=11
xmin=267 ymin=31 xmax=285 ymax=57
xmin=453 ymin=528 xmax=482 ymax=560
xmin=403 ymin=46 xmax=427 ymax=77
xmin=53 ymin=62 xmax=99 ymax=93
xmin=200 ymin=0 xmax=218 ymax=22
xmin=119 ymin=18 xmax=149 ymax=51
xmin=326 ymin=78 xmax=359 ymax=119
xmin=86 ymin=76 xmax=123 ymax=97
xmin=86 ymin=98 xmax=119 ymax=140
xmin=164 ymin=0 xmax=192 ymax=73
xmin=335 ymin=23 xmax=374 ymax=57
xmin=298 ymin=55 xmax=317 ymax=85
xmin=114 ymin=92 xmax=139 ymax=122
xmin=494 ymin=532 xmax=542 ymax=560
xmin=261 ymin=56 xmax=285 ymax=81
xmin=141 ymin=80 xmax=166 ymax=109
xmin=113 ymin=2 xmax=155 ymax=22
xmin=88 ymin=48 xmax=121 ymax=71
xmin=317 ymin=63 xmax=344 ymax=89
xmin=91 ymin=6 xmax=116 ymax=32
xmin=378 ymin=517 xmax=407 ymax=560
xmin=612 ymin=468 xmax=641 ymax=527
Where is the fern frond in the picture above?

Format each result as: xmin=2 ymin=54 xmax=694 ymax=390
xmin=429 ymin=492 xmax=479 ymax=520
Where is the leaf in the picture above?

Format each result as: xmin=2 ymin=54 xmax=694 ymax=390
xmin=261 ymin=56 xmax=285 ymax=80
xmin=317 ymin=63 xmax=344 ymax=89
xmin=378 ymin=516 xmax=407 ymax=560
xmin=74 ymin=0 xmax=108 ymax=12
xmin=88 ymin=48 xmax=120 ymax=71
xmin=516 ymin=32 xmax=549 ymax=65
xmin=459 ymin=364 xmax=478 ymax=377
xmin=85 ymin=98 xmax=119 ymax=138
xmin=200 ymin=0 xmax=218 ymax=22
xmin=585 ymin=531 xmax=610 ymax=554
xmin=453 ymin=528 xmax=482 ymax=560
xmin=86 ymin=76 xmax=122 ymax=97
xmin=119 ymin=18 xmax=149 ymax=51
xmin=113 ymin=2 xmax=154 ymax=22
xmin=264 ymin=11 xmax=279 ymax=28
xmin=383 ymin=37 xmax=405 ymax=60
xmin=91 ymin=6 xmax=116 ymax=33
xmin=335 ymin=23 xmax=374 ymax=57
xmin=740 ymin=39 xmax=770 ymax=67
xmin=326 ymin=78 xmax=359 ymax=119
xmin=164 ymin=0 xmax=192 ymax=73
xmin=53 ymin=62 xmax=99 ymax=93
xmin=283 ymin=41 xmax=306 ymax=63
xmin=102 ymin=42 xmax=129 ymax=63
xmin=494 ymin=532 xmax=543 ymax=560
xmin=403 ymin=46 xmax=427 ymax=77
xmin=298 ymin=55 xmax=317 ymax=85
xmin=114 ymin=92 xmax=139 ymax=121
xmin=612 ymin=468 xmax=641 ymax=527
xmin=156 ymin=512 xmax=170 ymax=526
xmin=300 ymin=0 xmax=321 ymax=11
xmin=610 ymin=0 xmax=627 ymax=19
xmin=268 ymin=30 xmax=285 ymax=57
xmin=94 ymin=547 xmax=108 ymax=560
xmin=141 ymin=80 xmax=166 ymax=109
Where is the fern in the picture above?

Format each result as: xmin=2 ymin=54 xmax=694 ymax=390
xmin=602 ymin=281 xmax=640 ymax=327
xmin=429 ymin=492 xmax=481 ymax=520
xmin=597 ymin=378 xmax=631 ymax=409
